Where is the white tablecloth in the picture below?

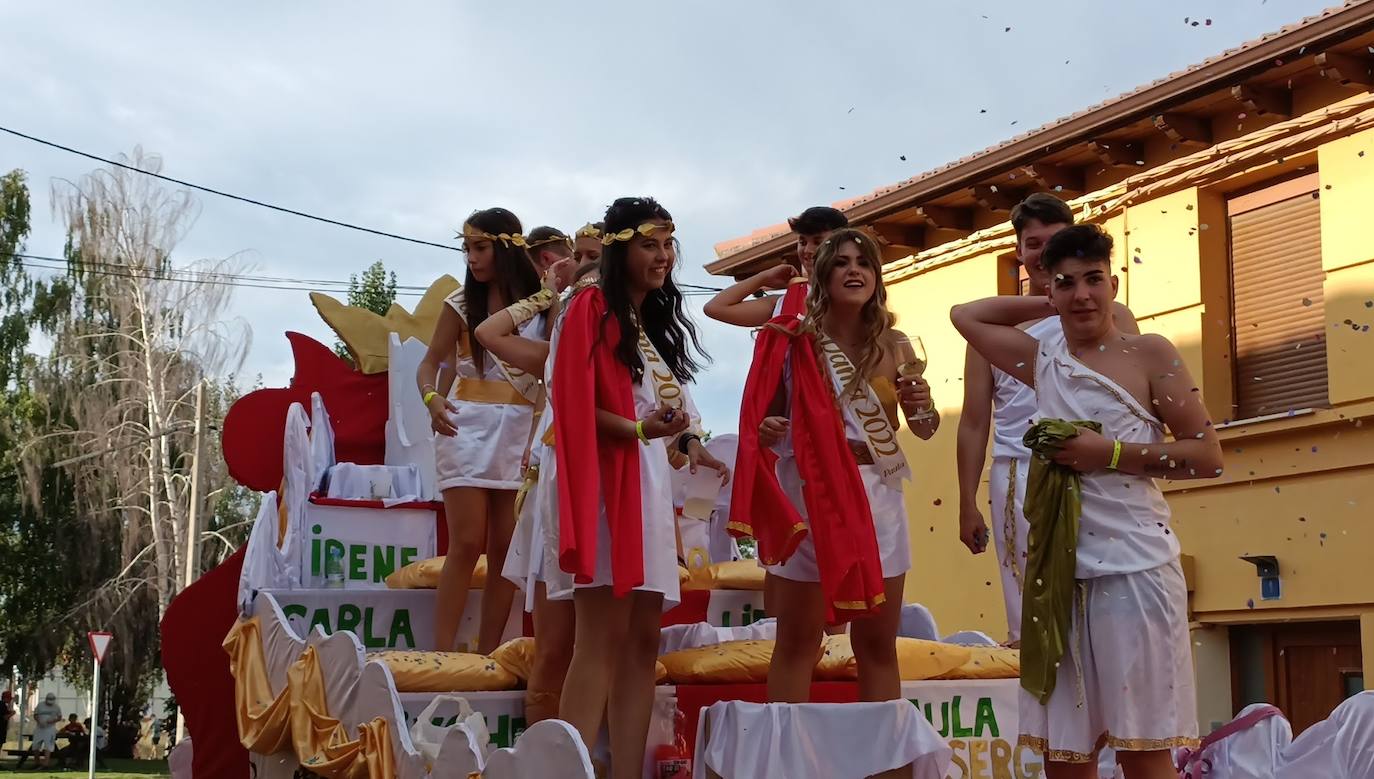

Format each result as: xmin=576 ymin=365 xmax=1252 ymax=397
xmin=693 ymin=699 xmax=951 ymax=779
xmin=1277 ymin=691 xmax=1374 ymax=779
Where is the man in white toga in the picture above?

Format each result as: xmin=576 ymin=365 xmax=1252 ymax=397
xmin=953 ymin=223 xmax=1224 ymax=779
xmin=956 ymin=193 xmax=1138 ymax=644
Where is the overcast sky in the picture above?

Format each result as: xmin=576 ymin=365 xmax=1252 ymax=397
xmin=1 ymin=0 xmax=1336 ymax=433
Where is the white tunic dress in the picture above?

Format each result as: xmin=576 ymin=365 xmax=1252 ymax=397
xmin=987 ymin=315 xmax=1062 ymax=641
xmin=766 ymin=380 xmax=911 ymax=583
xmin=1017 ymin=333 xmax=1196 ymax=762
xmin=433 ymin=292 xmax=545 ymax=491
xmin=544 ymin=343 xmax=695 ymax=610
xmin=501 ymin=308 xmax=565 ymax=611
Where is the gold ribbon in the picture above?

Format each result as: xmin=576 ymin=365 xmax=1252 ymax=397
xmin=574 ymin=223 xmax=602 ymax=239
xmin=600 ymin=221 xmax=675 ymax=245
xmin=459 ymin=223 xmax=528 ymax=248
xmin=455 ymin=379 xmax=535 ymax=406
xmin=449 ymin=288 xmax=543 ymax=403
xmin=504 ymin=288 xmax=556 ymax=329
xmin=514 ymin=464 xmax=539 ymax=518
xmin=526 ymin=234 xmax=572 ymax=250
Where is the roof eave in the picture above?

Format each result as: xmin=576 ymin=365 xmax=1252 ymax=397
xmin=709 ymin=0 xmax=1374 ymax=275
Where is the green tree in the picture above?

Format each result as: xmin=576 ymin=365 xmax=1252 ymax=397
xmin=334 ymin=260 xmax=397 ymax=359
xmin=0 ymin=152 xmax=255 ymax=735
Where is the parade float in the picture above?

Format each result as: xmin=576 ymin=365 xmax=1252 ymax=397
xmin=157 ymin=276 xmax=1051 ymax=779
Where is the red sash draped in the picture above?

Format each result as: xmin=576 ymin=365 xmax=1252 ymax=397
xmin=779 ymin=278 xmax=808 ymax=318
xmin=552 ymin=288 xmax=643 ymax=596
xmin=729 ymin=312 xmax=887 ymax=623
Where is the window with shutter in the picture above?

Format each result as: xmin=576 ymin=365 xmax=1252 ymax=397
xmin=1227 ymin=174 xmax=1329 ymax=420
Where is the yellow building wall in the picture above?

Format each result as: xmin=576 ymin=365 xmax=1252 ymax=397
xmin=885 ymin=129 xmax=1374 ymax=670
xmin=889 ymin=248 xmax=1011 ymax=639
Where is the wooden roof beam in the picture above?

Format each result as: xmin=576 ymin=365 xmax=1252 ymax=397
xmin=915 ymin=205 xmax=973 ymax=231
xmin=1153 ymin=112 xmax=1213 ymax=147
xmin=1022 ymin=164 xmax=1085 ymax=198
xmin=1230 ymin=84 xmax=1292 ymax=119
xmin=880 ymin=244 xmax=922 ymax=263
xmin=1091 ymin=140 xmax=1145 ymax=168
xmin=1315 ymin=51 xmax=1374 ymax=87
xmin=869 ymin=221 xmax=925 ymax=249
xmin=972 ymin=185 xmax=1024 ymax=213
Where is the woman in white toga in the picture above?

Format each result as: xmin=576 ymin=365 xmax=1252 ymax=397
xmin=416 ymin=206 xmax=545 ymax=654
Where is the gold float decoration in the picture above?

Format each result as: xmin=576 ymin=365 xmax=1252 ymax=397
xmin=310 ymin=274 xmax=460 ymax=374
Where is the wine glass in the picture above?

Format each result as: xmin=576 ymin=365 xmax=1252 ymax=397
xmin=896 ymin=335 xmax=935 ymax=421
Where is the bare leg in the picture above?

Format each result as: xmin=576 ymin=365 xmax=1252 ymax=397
xmin=766 ymin=575 xmax=825 ymax=703
xmin=527 ymin=582 xmax=575 ymax=724
xmin=606 ymin=591 xmax=664 ymax=779
xmin=561 ymin=587 xmax=632 ymax=753
xmin=763 ymin=570 xmax=777 ymax=617
xmin=850 ymin=575 xmax=905 ymax=702
xmin=1116 ymin=749 xmax=1180 ymax=779
xmin=434 ymin=486 xmax=488 ymax=652
xmin=477 ymin=489 xmax=519 ymax=654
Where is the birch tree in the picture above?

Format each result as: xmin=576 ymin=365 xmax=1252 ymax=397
xmin=30 ymin=147 xmax=252 ymax=623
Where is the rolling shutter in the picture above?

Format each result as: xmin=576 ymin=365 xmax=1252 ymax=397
xmin=1227 ymin=181 xmax=1328 ymax=419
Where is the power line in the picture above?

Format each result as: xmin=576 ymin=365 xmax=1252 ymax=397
xmin=6 ymin=251 xmax=431 ymax=292
xmin=9 ymin=253 xmax=428 ymax=298
xmin=1 ymin=124 xmax=727 ymax=292
xmin=0 ymin=124 xmax=460 ymax=252
xmin=0 ymin=124 xmax=727 ymax=293
xmin=6 ymin=252 xmax=718 ymax=299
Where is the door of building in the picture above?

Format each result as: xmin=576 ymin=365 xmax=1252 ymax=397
xmin=1231 ymin=620 xmax=1364 ymax=734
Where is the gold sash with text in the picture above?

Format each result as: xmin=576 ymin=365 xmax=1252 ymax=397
xmin=638 ymin=329 xmax=701 ymax=469
xmin=448 ymin=288 xmax=542 ymax=404
xmin=816 ymin=333 xmax=911 ymax=486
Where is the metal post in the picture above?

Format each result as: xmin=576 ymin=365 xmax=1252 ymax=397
xmin=175 ymin=381 xmax=207 ymax=745
xmin=183 ymin=381 xmax=207 ymax=591
xmin=87 ymin=657 xmax=100 ymax=779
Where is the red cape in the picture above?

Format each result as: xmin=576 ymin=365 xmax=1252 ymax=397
xmin=729 ymin=313 xmax=886 ymax=623
xmin=552 ymin=288 xmax=644 ymax=596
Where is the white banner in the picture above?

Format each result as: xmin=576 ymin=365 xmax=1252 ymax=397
xmin=266 ymin=589 xmax=520 ymax=652
xmin=705 ymin=591 xmax=767 ymax=628
xmin=298 ymin=502 xmax=437 ymax=589
xmin=385 ymin=679 xmax=1028 ymax=776
xmin=900 ymin=679 xmax=1041 ymax=779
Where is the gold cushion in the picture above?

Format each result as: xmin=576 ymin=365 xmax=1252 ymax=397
xmin=375 ymin=650 xmax=517 ymax=692
xmin=931 ymin=646 xmax=1020 ymax=680
xmin=682 ymin=560 xmax=767 ymax=592
xmin=384 ymin=555 xmax=486 ymax=589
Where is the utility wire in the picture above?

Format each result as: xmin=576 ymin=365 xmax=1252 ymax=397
xmin=6 ymin=251 xmax=431 ymax=291
xmin=0 ymin=124 xmax=724 ymax=292
xmin=1 ymin=123 xmax=460 ymax=252
xmin=7 ymin=253 xmax=718 ymax=298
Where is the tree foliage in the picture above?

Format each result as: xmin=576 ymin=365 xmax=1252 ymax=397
xmin=0 ymin=152 xmax=257 ymax=728
xmin=334 ymin=260 xmax=397 ymax=359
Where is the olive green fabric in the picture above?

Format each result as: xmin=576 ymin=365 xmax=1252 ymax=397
xmin=1019 ymin=418 xmax=1101 ymax=705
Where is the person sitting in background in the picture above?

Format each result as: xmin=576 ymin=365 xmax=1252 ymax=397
xmin=59 ymin=713 xmax=86 ymax=737
xmin=87 ymin=718 xmax=108 ymax=767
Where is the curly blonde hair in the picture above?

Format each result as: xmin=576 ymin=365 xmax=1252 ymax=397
xmin=801 ymin=228 xmax=896 ymax=398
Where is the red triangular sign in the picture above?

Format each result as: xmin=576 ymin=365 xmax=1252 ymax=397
xmin=88 ymin=632 xmax=113 ymax=664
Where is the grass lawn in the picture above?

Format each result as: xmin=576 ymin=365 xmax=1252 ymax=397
xmin=0 ymin=758 xmax=169 ymax=778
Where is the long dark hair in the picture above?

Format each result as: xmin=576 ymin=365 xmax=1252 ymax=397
xmin=598 ymin=197 xmax=707 ymax=383
xmin=462 ymin=207 xmax=541 ymax=372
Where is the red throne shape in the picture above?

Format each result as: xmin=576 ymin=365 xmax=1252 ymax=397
xmin=161 ymin=332 xmax=389 ymax=777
